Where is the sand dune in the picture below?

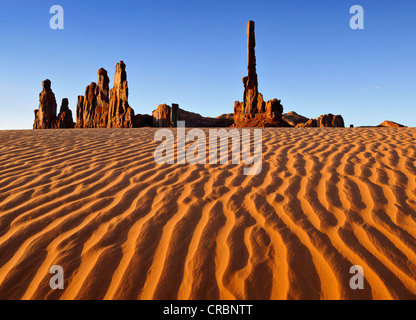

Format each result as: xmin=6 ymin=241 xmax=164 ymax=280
xmin=0 ymin=128 xmax=415 ymax=300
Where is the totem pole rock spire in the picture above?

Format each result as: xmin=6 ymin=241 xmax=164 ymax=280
xmin=246 ymin=20 xmax=257 ymax=91
xmin=233 ymin=21 xmax=288 ymax=127
xmin=243 ymin=20 xmax=259 ymax=118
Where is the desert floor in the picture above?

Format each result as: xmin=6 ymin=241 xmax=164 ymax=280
xmin=0 ymin=128 xmax=415 ymax=300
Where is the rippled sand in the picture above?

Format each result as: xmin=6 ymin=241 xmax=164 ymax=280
xmin=0 ymin=128 xmax=415 ymax=300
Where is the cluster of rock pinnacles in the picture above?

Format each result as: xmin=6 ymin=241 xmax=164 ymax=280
xmin=33 ymin=21 xmax=344 ymax=129
xmin=33 ymin=80 xmax=74 ymax=129
xmin=34 ymin=61 xmax=150 ymax=129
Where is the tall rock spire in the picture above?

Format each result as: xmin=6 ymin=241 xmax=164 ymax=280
xmin=96 ymin=68 xmax=110 ymax=127
xmin=33 ymin=80 xmax=57 ymax=129
xmin=55 ymin=98 xmax=75 ymax=128
xmin=233 ymin=21 xmax=288 ymax=127
xmin=243 ymin=20 xmax=259 ymax=117
xmin=108 ymin=61 xmax=134 ymax=128
xmin=246 ymin=21 xmax=257 ymax=93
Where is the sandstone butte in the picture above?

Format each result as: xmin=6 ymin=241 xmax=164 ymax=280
xmin=33 ymin=21 xmax=405 ymax=129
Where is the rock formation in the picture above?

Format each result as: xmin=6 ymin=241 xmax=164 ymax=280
xmin=232 ymin=21 xmax=346 ymax=129
xmin=294 ymin=114 xmax=344 ymax=128
xmin=179 ymin=108 xmax=234 ymax=127
xmin=317 ymin=114 xmax=345 ymax=127
xmin=33 ymin=47 xmax=349 ymax=129
xmin=152 ymin=104 xmax=234 ymax=127
xmin=377 ymin=120 xmax=406 ymax=128
xmin=33 ymin=80 xmax=74 ymax=129
xmin=108 ymin=61 xmax=135 ymax=128
xmin=243 ymin=20 xmax=259 ymax=118
xmin=296 ymin=118 xmax=318 ymax=128
xmin=76 ymin=82 xmax=97 ymax=128
xmin=96 ymin=68 xmax=111 ymax=127
xmin=55 ymin=98 xmax=75 ymax=128
xmin=75 ymin=68 xmax=110 ymax=128
xmin=134 ymin=114 xmax=153 ymax=127
xmin=33 ymin=80 xmax=57 ymax=129
xmin=75 ymin=96 xmax=84 ymax=128
xmin=266 ymin=99 xmax=284 ymax=122
xmin=152 ymin=104 xmax=178 ymax=127
xmin=216 ymin=113 xmax=234 ymax=121
xmin=282 ymin=111 xmax=309 ymax=127
xmin=234 ymin=21 xmax=290 ymax=127
xmin=76 ymin=61 xmax=134 ymax=128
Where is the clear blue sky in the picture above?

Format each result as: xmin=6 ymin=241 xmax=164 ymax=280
xmin=0 ymin=0 xmax=415 ymax=129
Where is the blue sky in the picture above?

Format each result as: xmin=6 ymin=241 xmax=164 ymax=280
xmin=0 ymin=0 xmax=415 ymax=129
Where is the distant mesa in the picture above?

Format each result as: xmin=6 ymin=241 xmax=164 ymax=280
xmin=33 ymin=80 xmax=74 ymax=129
xmin=296 ymin=118 xmax=318 ymax=128
xmin=282 ymin=111 xmax=309 ymax=127
xmin=283 ymin=112 xmax=344 ymax=128
xmin=178 ymin=108 xmax=234 ymax=127
xmin=377 ymin=120 xmax=406 ymax=128
xmin=152 ymin=104 xmax=233 ymax=128
xmin=358 ymin=120 xmax=407 ymax=128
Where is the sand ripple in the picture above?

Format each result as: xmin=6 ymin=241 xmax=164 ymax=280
xmin=0 ymin=128 xmax=415 ymax=299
